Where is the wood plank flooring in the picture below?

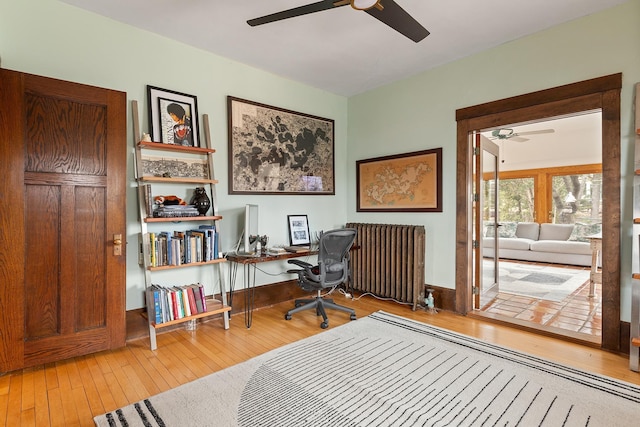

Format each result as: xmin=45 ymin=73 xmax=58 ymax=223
xmin=1 ymin=295 xmax=638 ymax=427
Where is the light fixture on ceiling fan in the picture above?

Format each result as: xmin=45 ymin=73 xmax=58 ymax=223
xmin=247 ymin=0 xmax=429 ymax=43
xmin=490 ymin=128 xmax=555 ymax=143
xmin=342 ymin=0 xmax=383 ymax=11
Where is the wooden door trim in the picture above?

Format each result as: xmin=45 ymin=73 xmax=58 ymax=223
xmin=0 ymin=69 xmax=26 ymax=372
xmin=456 ymin=73 xmax=622 ymax=352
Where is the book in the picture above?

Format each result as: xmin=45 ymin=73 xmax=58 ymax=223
xmin=191 ymin=284 xmax=204 ymax=313
xmin=266 ymin=247 xmax=288 ymax=255
xmin=197 ymin=283 xmax=207 ymax=312
xmin=181 ymin=286 xmax=192 ymax=317
xmin=186 ymin=285 xmax=199 ymax=314
xmin=284 ymin=245 xmax=310 ymax=253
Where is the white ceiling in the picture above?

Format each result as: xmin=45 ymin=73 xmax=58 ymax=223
xmin=482 ymin=112 xmax=602 ymax=172
xmin=59 ymin=0 xmax=626 ymax=96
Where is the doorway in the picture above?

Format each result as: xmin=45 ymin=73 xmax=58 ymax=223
xmin=455 ymin=74 xmax=622 ymax=352
xmin=473 ymin=114 xmax=603 ymax=344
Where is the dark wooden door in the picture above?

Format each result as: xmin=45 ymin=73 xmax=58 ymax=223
xmin=0 ymin=69 xmax=127 ymax=372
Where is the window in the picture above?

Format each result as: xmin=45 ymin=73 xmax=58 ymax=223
xmin=499 ymin=177 xmax=535 ymax=223
xmin=497 ymin=164 xmax=602 ymax=239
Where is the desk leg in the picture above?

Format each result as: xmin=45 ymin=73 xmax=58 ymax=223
xmin=244 ymin=264 xmax=257 ymax=328
xmin=228 ymin=261 xmax=239 ymax=313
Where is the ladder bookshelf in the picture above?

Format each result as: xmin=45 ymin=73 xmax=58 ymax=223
xmin=631 ymin=83 xmax=640 ymax=371
xmin=132 ymin=100 xmax=230 ymax=350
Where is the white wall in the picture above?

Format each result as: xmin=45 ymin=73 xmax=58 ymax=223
xmin=346 ymin=0 xmax=640 ymax=320
xmin=0 ymin=0 xmax=349 ymax=310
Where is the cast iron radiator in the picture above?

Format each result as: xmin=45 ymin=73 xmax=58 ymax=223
xmin=346 ymin=223 xmax=425 ymax=310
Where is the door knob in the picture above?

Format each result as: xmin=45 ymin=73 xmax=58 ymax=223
xmin=113 ymin=234 xmax=123 ymax=255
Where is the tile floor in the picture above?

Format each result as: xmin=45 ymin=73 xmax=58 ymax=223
xmin=478 ymin=262 xmax=602 ymax=338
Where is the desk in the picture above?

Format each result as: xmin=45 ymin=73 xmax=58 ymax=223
xmin=587 ymin=233 xmax=602 ymax=298
xmin=227 ymin=250 xmax=317 ymax=328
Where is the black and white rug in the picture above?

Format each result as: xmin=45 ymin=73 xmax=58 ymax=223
xmin=484 ymin=261 xmax=590 ymax=301
xmin=95 ymin=311 xmax=639 ymax=426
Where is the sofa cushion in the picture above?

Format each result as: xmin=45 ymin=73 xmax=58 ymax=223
xmin=538 ymin=223 xmax=574 ymax=241
xmin=530 ymin=240 xmax=592 ymax=256
xmin=490 ymin=237 xmax=535 ymax=251
xmin=514 ymin=222 xmax=540 ymax=240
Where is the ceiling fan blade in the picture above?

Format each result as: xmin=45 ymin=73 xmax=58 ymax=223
xmin=247 ymin=1 xmax=346 ymax=27
xmin=365 ymin=0 xmax=429 ymax=42
xmin=509 ymin=136 xmax=529 ymax=142
xmin=516 ymin=129 xmax=555 ymax=136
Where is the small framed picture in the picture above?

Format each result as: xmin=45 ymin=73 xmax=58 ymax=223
xmin=147 ymin=85 xmax=199 ymax=147
xmin=287 ymin=215 xmax=310 ymax=246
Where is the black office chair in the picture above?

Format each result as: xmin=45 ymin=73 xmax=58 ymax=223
xmin=285 ymin=228 xmax=357 ymax=329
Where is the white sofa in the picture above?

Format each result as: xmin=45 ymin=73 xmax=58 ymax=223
xmin=483 ymin=222 xmax=596 ymax=267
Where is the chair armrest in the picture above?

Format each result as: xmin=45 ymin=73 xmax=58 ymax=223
xmin=287 ymin=259 xmax=312 ymax=269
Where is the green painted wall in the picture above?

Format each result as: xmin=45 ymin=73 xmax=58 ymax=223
xmin=2 ymin=0 xmax=639 ymax=321
xmin=347 ymin=0 xmax=640 ymax=320
xmin=0 ymin=0 xmax=349 ymax=310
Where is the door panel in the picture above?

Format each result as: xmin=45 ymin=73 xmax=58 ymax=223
xmin=0 ymin=69 xmax=126 ymax=372
xmin=474 ymin=135 xmax=500 ymax=309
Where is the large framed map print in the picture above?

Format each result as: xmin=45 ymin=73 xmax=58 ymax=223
xmin=356 ymin=148 xmax=442 ymax=212
xmin=227 ymin=96 xmax=335 ymax=195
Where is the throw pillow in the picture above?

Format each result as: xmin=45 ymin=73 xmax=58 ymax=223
xmin=514 ymin=222 xmax=540 ymax=240
xmin=539 ymin=223 xmax=574 ymax=241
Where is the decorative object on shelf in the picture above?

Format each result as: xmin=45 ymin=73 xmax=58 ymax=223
xmin=141 ymin=155 xmax=209 ymax=179
xmin=142 ymin=133 xmax=152 ymax=142
xmin=190 ymin=187 xmax=211 ymax=216
xmin=227 ymin=96 xmax=335 ymax=195
xmin=147 ymin=85 xmax=200 ymax=147
xmin=356 ymin=148 xmax=443 ymax=212
xmin=259 ymin=235 xmax=269 ymax=255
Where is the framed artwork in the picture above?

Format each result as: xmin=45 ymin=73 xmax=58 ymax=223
xmin=147 ymin=85 xmax=199 ymax=147
xmin=356 ymin=148 xmax=442 ymax=212
xmin=288 ymin=215 xmax=311 ymax=246
xmin=227 ymin=96 xmax=335 ymax=195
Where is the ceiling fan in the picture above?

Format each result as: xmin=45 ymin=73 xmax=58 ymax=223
xmin=247 ymin=0 xmax=430 ymax=43
xmin=490 ymin=128 xmax=555 ymax=143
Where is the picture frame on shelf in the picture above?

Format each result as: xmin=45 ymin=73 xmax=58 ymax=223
xmin=147 ymin=85 xmax=200 ymax=147
xmin=227 ymin=96 xmax=335 ymax=195
xmin=287 ymin=215 xmax=311 ymax=246
xmin=356 ymin=148 xmax=443 ymax=212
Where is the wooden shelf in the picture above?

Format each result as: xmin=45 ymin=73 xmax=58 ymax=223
xmin=151 ymin=298 xmax=230 ymax=329
xmin=144 ymin=215 xmax=222 ymax=223
xmin=148 ymin=258 xmax=227 ymax=271
xmin=139 ymin=176 xmax=218 ymax=184
xmin=633 ymin=273 xmax=640 ymax=280
xmin=633 ymin=337 xmax=640 ymax=347
xmin=137 ymin=141 xmax=215 ymax=154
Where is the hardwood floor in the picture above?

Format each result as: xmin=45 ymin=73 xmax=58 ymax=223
xmin=1 ymin=295 xmax=638 ymax=426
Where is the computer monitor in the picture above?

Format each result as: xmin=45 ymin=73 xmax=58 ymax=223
xmin=243 ymin=204 xmax=259 ymax=254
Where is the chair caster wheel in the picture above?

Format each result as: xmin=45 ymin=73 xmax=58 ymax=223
xmin=285 ymin=314 xmax=292 ymax=320
xmin=320 ymin=322 xmax=328 ymax=329
xmin=350 ymin=314 xmax=357 ymax=321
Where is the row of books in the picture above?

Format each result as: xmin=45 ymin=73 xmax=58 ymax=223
xmin=146 ymin=283 xmax=208 ymax=324
xmin=146 ymin=226 xmax=219 ymax=267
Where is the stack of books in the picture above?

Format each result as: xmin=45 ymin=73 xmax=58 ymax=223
xmin=146 ymin=283 xmax=208 ymax=325
xmin=153 ymin=204 xmax=200 ymax=218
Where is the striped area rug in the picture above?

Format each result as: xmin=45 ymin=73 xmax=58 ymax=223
xmin=94 ymin=311 xmax=640 ymax=426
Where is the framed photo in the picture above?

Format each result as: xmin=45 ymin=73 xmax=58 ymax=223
xmin=288 ymin=215 xmax=311 ymax=246
xmin=356 ymin=148 xmax=442 ymax=212
xmin=147 ymin=86 xmax=200 ymax=147
xmin=227 ymin=96 xmax=334 ymax=195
